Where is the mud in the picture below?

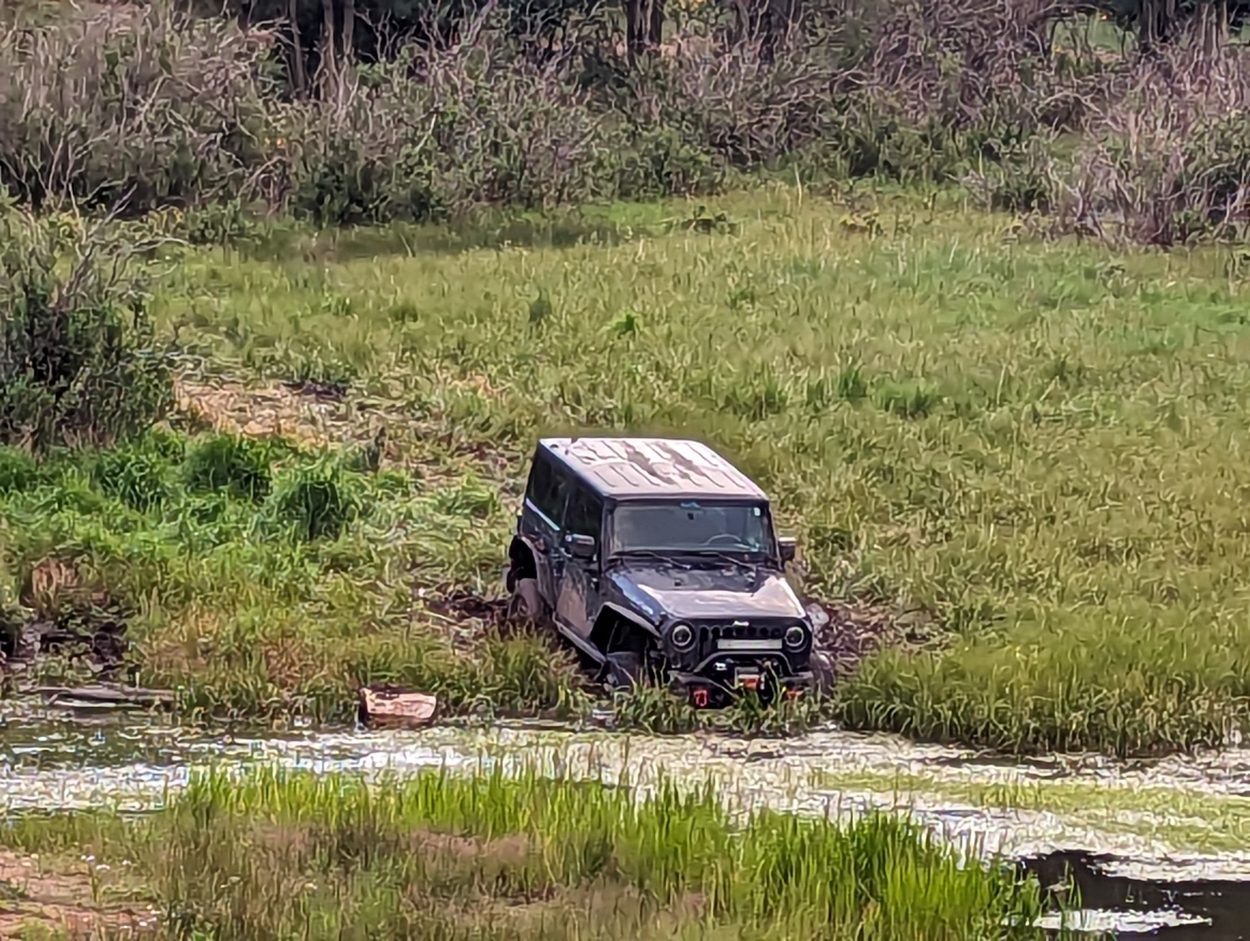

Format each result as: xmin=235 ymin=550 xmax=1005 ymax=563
xmin=425 ymin=589 xmax=509 ymax=627
xmin=0 ymin=849 xmax=153 ymax=939
xmin=2 ymin=564 xmax=132 ymax=679
xmin=806 ymin=596 xmax=934 ymax=675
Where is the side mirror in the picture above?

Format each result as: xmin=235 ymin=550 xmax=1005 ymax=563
xmin=564 ymin=533 xmax=597 ymax=560
xmin=778 ymin=536 xmax=797 ymax=564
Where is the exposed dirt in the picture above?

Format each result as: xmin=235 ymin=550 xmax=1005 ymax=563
xmin=808 ymin=597 xmax=938 ymax=676
xmin=0 ymin=851 xmax=149 ymax=939
xmin=172 ymin=372 xmax=514 ymax=474
xmin=173 ymin=375 xmax=352 ymax=449
xmin=425 ymin=589 xmax=508 ymax=628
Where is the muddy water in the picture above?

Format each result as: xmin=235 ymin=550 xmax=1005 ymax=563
xmin=4 ymin=699 xmax=1250 ymax=938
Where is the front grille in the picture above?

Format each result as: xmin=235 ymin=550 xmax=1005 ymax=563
xmin=696 ymin=620 xmax=792 ymax=654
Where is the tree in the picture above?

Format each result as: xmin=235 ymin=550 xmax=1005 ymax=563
xmin=1092 ymin=0 xmax=1250 ymax=51
xmin=625 ymin=0 xmax=664 ymax=60
xmin=222 ymin=0 xmax=602 ymax=95
xmin=727 ymin=0 xmax=801 ymax=60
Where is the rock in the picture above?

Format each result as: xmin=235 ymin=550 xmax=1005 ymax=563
xmin=357 ymin=687 xmax=438 ymax=729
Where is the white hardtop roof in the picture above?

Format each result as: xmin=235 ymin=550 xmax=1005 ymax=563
xmin=539 ymin=436 xmax=767 ymax=501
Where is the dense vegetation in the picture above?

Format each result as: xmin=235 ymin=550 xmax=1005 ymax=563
xmin=5 ymin=0 xmax=1250 ymax=245
xmin=0 ymin=765 xmax=1052 ymax=939
xmin=6 ymin=0 xmax=1250 ymax=757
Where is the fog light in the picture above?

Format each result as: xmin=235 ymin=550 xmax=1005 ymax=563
xmin=783 ymin=624 xmax=808 ymax=650
xmin=670 ymin=622 xmax=695 ymax=651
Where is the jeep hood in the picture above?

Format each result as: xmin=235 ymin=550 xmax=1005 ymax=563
xmin=607 ymin=564 xmax=806 ymax=622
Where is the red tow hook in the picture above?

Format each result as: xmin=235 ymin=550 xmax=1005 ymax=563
xmin=691 ymin=687 xmax=710 ymax=708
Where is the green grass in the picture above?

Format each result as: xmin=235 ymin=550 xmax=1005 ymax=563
xmin=9 ymin=182 xmax=1250 ymax=754
xmin=144 ymin=183 xmax=1250 ymax=755
xmin=0 ymin=764 xmax=1050 ymax=940
xmin=0 ymin=429 xmax=587 ymax=722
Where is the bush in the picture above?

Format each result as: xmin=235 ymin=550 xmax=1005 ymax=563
xmin=268 ymin=459 xmax=361 ymax=541
xmin=288 ymin=28 xmax=613 ymax=226
xmin=184 ymin=435 xmax=273 ymax=502
xmin=0 ymin=209 xmax=174 ymax=452
xmin=92 ymin=446 xmax=171 ymax=513
xmin=0 ymin=446 xmax=39 ymax=495
xmin=0 ymin=2 xmax=282 ymax=214
xmin=1052 ymin=47 xmax=1250 ymax=246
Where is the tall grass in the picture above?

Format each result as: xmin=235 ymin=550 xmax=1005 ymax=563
xmin=0 ymin=428 xmax=588 ymax=720
xmin=1 ymin=765 xmax=1049 ymax=940
xmin=130 ymin=185 xmax=1250 ymax=755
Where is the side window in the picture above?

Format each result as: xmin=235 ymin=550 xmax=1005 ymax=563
xmin=565 ymin=487 xmax=602 ymax=542
xmin=527 ymin=456 xmax=568 ymax=524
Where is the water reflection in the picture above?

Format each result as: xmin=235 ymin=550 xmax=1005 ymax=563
xmin=8 ymin=699 xmax=1250 ymax=936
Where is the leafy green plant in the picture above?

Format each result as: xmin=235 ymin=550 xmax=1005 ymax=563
xmin=268 ymin=459 xmax=361 ymax=541
xmin=184 ymin=434 xmax=272 ymax=502
xmin=92 ymin=445 xmax=171 ymax=512
xmin=0 ymin=210 xmax=174 ymax=452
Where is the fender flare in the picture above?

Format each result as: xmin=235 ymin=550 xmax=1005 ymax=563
xmin=508 ymin=535 xmax=551 ymax=596
xmin=592 ymin=602 xmax=661 ymax=647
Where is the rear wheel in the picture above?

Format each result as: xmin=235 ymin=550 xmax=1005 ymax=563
xmin=507 ymin=577 xmax=547 ymax=627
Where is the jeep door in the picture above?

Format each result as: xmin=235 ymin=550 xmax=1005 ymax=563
xmin=554 ymin=485 xmax=603 ymax=641
xmin=520 ymin=451 xmax=569 ymax=605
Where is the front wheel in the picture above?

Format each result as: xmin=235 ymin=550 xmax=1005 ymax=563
xmin=809 ymin=649 xmax=836 ymax=695
xmin=603 ymin=651 xmax=646 ymax=691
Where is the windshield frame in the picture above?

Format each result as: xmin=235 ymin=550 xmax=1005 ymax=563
xmin=605 ymin=497 xmax=780 ymax=564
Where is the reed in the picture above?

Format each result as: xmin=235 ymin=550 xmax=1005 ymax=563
xmin=1 ymin=765 xmax=1050 ymax=940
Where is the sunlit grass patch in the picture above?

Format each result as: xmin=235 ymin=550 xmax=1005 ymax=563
xmin=0 ymin=765 xmax=1051 ymax=940
xmin=138 ymin=184 xmax=1250 ymax=753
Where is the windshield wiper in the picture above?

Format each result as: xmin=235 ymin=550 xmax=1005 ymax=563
xmin=685 ymin=550 xmax=757 ymax=570
xmin=608 ymin=549 xmax=691 ymax=569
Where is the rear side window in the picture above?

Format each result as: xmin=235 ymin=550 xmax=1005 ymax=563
xmin=564 ymin=487 xmax=602 ymax=541
xmin=527 ymin=455 xmax=568 ymax=524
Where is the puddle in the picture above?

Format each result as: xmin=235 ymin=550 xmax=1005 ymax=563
xmin=1023 ymin=852 xmax=1250 ymax=939
xmin=7 ymin=699 xmax=1250 ymax=936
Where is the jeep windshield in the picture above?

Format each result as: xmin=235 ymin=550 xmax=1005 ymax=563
xmin=607 ymin=500 xmax=775 ymax=558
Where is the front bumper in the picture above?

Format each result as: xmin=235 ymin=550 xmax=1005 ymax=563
xmin=668 ymin=666 xmax=814 ymax=706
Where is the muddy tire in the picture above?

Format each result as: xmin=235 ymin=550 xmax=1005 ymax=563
xmin=603 ymin=651 xmax=645 ymax=691
xmin=507 ymin=578 xmax=547 ymax=628
xmin=809 ymin=648 xmax=836 ymax=695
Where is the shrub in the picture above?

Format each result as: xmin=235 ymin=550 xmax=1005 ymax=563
xmin=1052 ymin=47 xmax=1250 ymax=246
xmin=0 ymin=209 xmax=174 ymax=452
xmin=268 ymin=459 xmax=361 ymax=541
xmin=0 ymin=446 xmax=39 ymax=495
xmin=92 ymin=446 xmax=171 ymax=512
xmin=184 ymin=434 xmax=273 ymax=502
xmin=0 ymin=2 xmax=282 ymax=214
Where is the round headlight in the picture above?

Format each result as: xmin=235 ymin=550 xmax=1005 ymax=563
xmin=783 ymin=624 xmax=808 ymax=650
xmin=670 ymin=622 xmax=695 ymax=651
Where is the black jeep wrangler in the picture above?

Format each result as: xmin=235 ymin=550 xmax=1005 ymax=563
xmin=504 ymin=437 xmax=822 ymax=705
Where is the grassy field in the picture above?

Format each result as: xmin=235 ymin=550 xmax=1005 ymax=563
xmin=0 ymin=764 xmax=1048 ymax=940
xmin=6 ymin=183 xmax=1250 ymax=754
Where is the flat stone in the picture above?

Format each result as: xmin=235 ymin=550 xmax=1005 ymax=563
xmin=358 ymin=687 xmax=438 ymax=728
